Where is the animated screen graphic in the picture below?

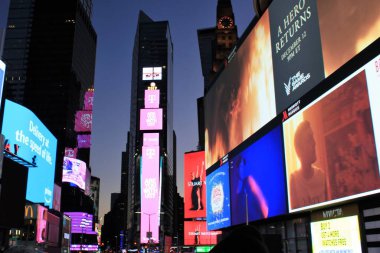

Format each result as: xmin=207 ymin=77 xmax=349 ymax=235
xmin=62 ymin=157 xmax=87 ymax=191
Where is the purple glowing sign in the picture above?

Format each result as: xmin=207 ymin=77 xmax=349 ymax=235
xmin=143 ymin=133 xmax=159 ymax=147
xmin=144 ymin=90 xmax=160 ymax=108
xmin=74 ymin=111 xmax=92 ymax=132
xmin=62 ymin=157 xmax=87 ymax=190
xmin=77 ymin=134 xmax=91 ymax=148
xmin=140 ymin=109 xmax=163 ymax=130
xmin=64 ymin=212 xmax=94 ymax=234
xmin=84 ymin=91 xmax=94 ymax=111
xmin=140 ymin=146 xmax=161 ymax=244
xmin=70 ymin=244 xmax=98 ymax=251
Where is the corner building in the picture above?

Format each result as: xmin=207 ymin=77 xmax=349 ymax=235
xmin=126 ymin=11 xmax=175 ymax=248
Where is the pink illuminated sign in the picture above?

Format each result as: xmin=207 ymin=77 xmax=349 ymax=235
xmin=65 ymin=147 xmax=77 ymax=158
xmin=74 ymin=111 xmax=92 ymax=132
xmin=77 ymin=134 xmax=91 ymax=148
xmin=143 ymin=133 xmax=159 ymax=147
xmin=84 ymin=91 xmax=94 ymax=111
xmin=144 ymin=90 xmax=160 ymax=108
xmin=62 ymin=157 xmax=87 ymax=190
xmin=140 ymin=146 xmax=161 ymax=244
xmin=140 ymin=109 xmax=163 ymax=130
xmin=36 ymin=205 xmax=47 ymax=243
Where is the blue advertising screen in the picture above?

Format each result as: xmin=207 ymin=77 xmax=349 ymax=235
xmin=206 ymin=163 xmax=231 ymax=230
xmin=0 ymin=60 xmax=5 ymax=107
xmin=229 ymin=126 xmax=287 ymax=225
xmin=1 ymin=99 xmax=57 ymax=208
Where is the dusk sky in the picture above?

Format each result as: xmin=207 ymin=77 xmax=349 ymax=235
xmin=0 ymin=0 xmax=254 ymax=221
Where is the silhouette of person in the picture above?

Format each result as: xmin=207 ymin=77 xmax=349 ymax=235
xmin=290 ymin=121 xmax=327 ymax=209
xmin=190 ymin=162 xmax=204 ymax=211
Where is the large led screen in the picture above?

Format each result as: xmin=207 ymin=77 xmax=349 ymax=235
xmin=145 ymin=89 xmax=160 ymax=108
xmin=0 ymin=60 xmax=5 ymax=107
xmin=204 ymin=11 xmax=276 ymax=169
xmin=140 ymin=109 xmax=163 ymax=130
xmin=140 ymin=146 xmax=161 ymax=244
xmin=74 ymin=111 xmax=93 ymax=132
xmin=62 ymin=157 xmax=87 ymax=191
xmin=64 ymin=212 xmax=94 ymax=234
xmin=229 ymin=126 xmax=287 ymax=226
xmin=206 ymin=163 xmax=231 ymax=231
xmin=284 ymin=54 xmax=380 ymax=212
xmin=1 ymin=99 xmax=57 ymax=208
xmin=184 ymin=221 xmax=221 ymax=246
xmin=184 ymin=151 xmax=206 ymax=218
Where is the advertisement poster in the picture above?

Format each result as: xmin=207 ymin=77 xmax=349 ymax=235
xmin=184 ymin=221 xmax=221 ymax=246
xmin=142 ymin=67 xmax=162 ymax=80
xmin=74 ymin=111 xmax=93 ymax=132
xmin=143 ymin=133 xmax=159 ymax=147
xmin=206 ymin=163 xmax=231 ymax=231
xmin=140 ymin=109 xmax=163 ymax=130
xmin=145 ymin=89 xmax=160 ymax=109
xmin=62 ymin=157 xmax=87 ymax=191
xmin=1 ymin=100 xmax=57 ymax=208
xmin=36 ymin=205 xmax=47 ymax=243
xmin=184 ymin=151 xmax=206 ymax=218
xmin=269 ymin=0 xmax=325 ymax=113
xmin=229 ymin=126 xmax=287 ymax=226
xmin=284 ymin=59 xmax=380 ymax=212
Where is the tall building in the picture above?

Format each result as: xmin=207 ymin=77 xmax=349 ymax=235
xmin=125 ymin=11 xmax=175 ymax=248
xmin=2 ymin=0 xmax=97 ymax=181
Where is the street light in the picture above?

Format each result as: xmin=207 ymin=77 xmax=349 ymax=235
xmin=135 ymin=211 xmax=165 ymax=252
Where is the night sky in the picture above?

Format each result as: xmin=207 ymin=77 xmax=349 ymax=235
xmin=0 ymin=0 xmax=254 ymax=221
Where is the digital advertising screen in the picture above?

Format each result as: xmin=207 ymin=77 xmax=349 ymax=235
xmin=84 ymin=90 xmax=94 ymax=111
xmin=65 ymin=147 xmax=77 ymax=158
xmin=0 ymin=60 xmax=5 ymax=107
xmin=142 ymin=67 xmax=162 ymax=80
xmin=140 ymin=109 xmax=163 ymax=130
xmin=145 ymin=89 xmax=160 ymax=108
xmin=284 ymin=54 xmax=380 ymax=212
xmin=74 ymin=111 xmax=93 ymax=132
xmin=229 ymin=126 xmax=287 ymax=226
xmin=184 ymin=221 xmax=221 ymax=246
xmin=53 ymin=184 xmax=61 ymax=212
xmin=310 ymin=205 xmax=362 ymax=253
xmin=36 ymin=205 xmax=47 ymax=243
xmin=1 ymin=99 xmax=57 ymax=208
xmin=206 ymin=163 xmax=231 ymax=231
xmin=64 ymin=212 xmax=94 ymax=234
xmin=62 ymin=157 xmax=87 ymax=191
xmin=143 ymin=133 xmax=159 ymax=147
xmin=77 ymin=134 xmax=91 ymax=148
xmin=204 ymin=11 xmax=277 ymax=169
xmin=184 ymin=151 xmax=206 ymax=218
xmin=140 ymin=146 xmax=161 ymax=244
xmin=85 ymin=167 xmax=91 ymax=196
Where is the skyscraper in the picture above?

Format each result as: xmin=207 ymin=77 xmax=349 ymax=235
xmin=2 ymin=0 xmax=97 ymax=181
xmin=125 ymin=11 xmax=175 ymax=248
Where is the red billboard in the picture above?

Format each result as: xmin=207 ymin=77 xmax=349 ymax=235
xmin=74 ymin=111 xmax=92 ymax=132
xmin=184 ymin=151 xmax=206 ymax=218
xmin=184 ymin=221 xmax=221 ymax=246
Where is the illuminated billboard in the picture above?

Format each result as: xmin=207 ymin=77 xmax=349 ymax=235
xmin=65 ymin=147 xmax=77 ymax=158
xmin=1 ymin=99 xmax=57 ymax=208
xmin=145 ymin=89 xmax=160 ymax=108
xmin=53 ymin=184 xmax=61 ymax=212
xmin=184 ymin=151 xmax=206 ymax=218
xmin=62 ymin=157 xmax=87 ymax=191
xmin=184 ymin=221 xmax=221 ymax=246
xmin=36 ymin=205 xmax=47 ymax=243
xmin=142 ymin=67 xmax=162 ymax=80
xmin=64 ymin=212 xmax=94 ymax=234
xmin=77 ymin=134 xmax=91 ymax=148
xmin=229 ymin=126 xmax=287 ymax=226
xmin=74 ymin=111 xmax=93 ymax=132
xmin=284 ymin=54 xmax=380 ymax=212
xmin=310 ymin=205 xmax=362 ymax=253
xmin=140 ymin=109 xmax=163 ymax=130
xmin=140 ymin=146 xmax=161 ymax=243
xmin=206 ymin=163 xmax=231 ymax=231
xmin=143 ymin=133 xmax=159 ymax=147
xmin=84 ymin=90 xmax=94 ymax=111
xmin=0 ymin=60 xmax=5 ymax=107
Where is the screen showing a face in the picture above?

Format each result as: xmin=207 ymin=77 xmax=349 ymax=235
xmin=184 ymin=151 xmax=206 ymax=218
xmin=284 ymin=54 xmax=380 ymax=212
xmin=184 ymin=221 xmax=221 ymax=246
xmin=62 ymin=157 xmax=87 ymax=191
xmin=206 ymin=163 xmax=231 ymax=230
xmin=1 ymin=100 xmax=57 ymax=208
xmin=229 ymin=126 xmax=287 ymax=225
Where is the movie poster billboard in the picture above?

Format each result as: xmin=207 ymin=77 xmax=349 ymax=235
xmin=77 ymin=134 xmax=91 ymax=148
xmin=145 ymin=89 xmax=160 ymax=109
xmin=184 ymin=151 xmax=206 ymax=218
xmin=204 ymin=11 xmax=276 ymax=169
xmin=229 ymin=126 xmax=287 ymax=226
xmin=1 ymin=99 xmax=57 ymax=208
xmin=140 ymin=109 xmax=163 ymax=130
xmin=62 ymin=157 xmax=87 ymax=191
xmin=283 ymin=54 xmax=380 ymax=212
xmin=184 ymin=221 xmax=221 ymax=246
xmin=74 ymin=111 xmax=93 ymax=132
xmin=84 ymin=90 xmax=94 ymax=111
xmin=140 ymin=146 xmax=161 ymax=243
xmin=206 ymin=163 xmax=231 ymax=230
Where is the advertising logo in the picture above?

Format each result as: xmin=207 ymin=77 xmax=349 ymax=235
xmin=211 ymin=183 xmax=224 ymax=214
xmin=284 ymin=71 xmax=311 ymax=96
xmin=145 ymin=90 xmax=160 ymax=108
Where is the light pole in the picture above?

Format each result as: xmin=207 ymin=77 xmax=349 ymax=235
xmin=135 ymin=211 xmax=165 ymax=252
